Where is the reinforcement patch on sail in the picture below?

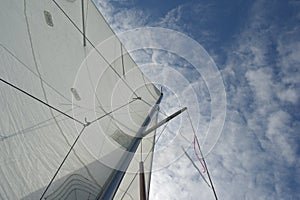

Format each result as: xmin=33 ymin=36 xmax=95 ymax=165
xmin=111 ymin=130 xmax=134 ymax=150
xmin=44 ymin=10 xmax=53 ymax=27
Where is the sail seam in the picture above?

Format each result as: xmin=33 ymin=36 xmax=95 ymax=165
xmin=0 ymin=77 xmax=100 ymax=186
xmin=23 ymin=3 xmax=95 ymax=185
xmin=51 ymin=0 xmax=140 ymax=98
xmin=40 ymin=99 xmax=138 ymax=199
xmin=0 ymin=108 xmax=73 ymax=141
xmin=51 ymin=0 xmax=163 ymax=136
xmin=40 ymin=126 xmax=87 ymax=200
xmin=0 ymin=78 xmax=85 ymax=126
xmin=89 ymin=99 xmax=137 ymax=124
xmin=83 ymin=61 xmax=143 ymax=134
xmin=119 ymin=116 xmax=168 ymax=200
xmin=81 ymin=24 xmax=144 ymax=135
xmin=0 ymin=44 xmax=73 ymax=104
xmin=24 ymin=0 xmax=77 ymax=154
xmin=25 ymin=3 xmax=101 ymax=187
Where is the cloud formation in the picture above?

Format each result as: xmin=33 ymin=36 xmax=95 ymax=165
xmin=95 ymin=0 xmax=300 ymax=199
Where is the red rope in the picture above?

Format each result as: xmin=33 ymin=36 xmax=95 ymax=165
xmin=193 ymin=135 xmax=207 ymax=173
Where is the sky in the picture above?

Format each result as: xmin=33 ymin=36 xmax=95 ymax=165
xmin=95 ymin=0 xmax=300 ymax=199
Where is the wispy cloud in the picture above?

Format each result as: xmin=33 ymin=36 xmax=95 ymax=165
xmin=95 ymin=0 xmax=300 ymax=199
xmin=220 ymin=0 xmax=300 ymax=199
xmin=96 ymin=0 xmax=151 ymax=31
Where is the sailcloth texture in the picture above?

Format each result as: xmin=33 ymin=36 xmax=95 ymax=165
xmin=0 ymin=0 xmax=161 ymax=199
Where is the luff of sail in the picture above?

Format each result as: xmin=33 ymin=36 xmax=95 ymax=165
xmin=0 ymin=0 xmax=161 ymax=199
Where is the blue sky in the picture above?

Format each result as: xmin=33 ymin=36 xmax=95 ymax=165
xmin=96 ymin=0 xmax=300 ymax=199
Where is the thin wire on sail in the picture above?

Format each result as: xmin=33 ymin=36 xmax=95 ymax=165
xmin=1 ymin=0 xmax=161 ymax=199
xmin=0 ymin=78 xmax=85 ymax=126
xmin=0 ymin=44 xmax=73 ymax=104
xmin=40 ymin=99 xmax=138 ymax=199
xmin=51 ymin=0 xmax=140 ymax=99
xmin=77 ymin=7 xmax=157 ymax=137
xmin=119 ymin=119 xmax=169 ymax=200
xmin=1 ymin=108 xmax=75 ymax=141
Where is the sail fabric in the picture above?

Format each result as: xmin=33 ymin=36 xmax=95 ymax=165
xmin=113 ymin=111 xmax=158 ymax=200
xmin=0 ymin=0 xmax=160 ymax=199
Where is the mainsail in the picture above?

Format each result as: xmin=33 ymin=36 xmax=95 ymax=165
xmin=0 ymin=0 xmax=162 ymax=199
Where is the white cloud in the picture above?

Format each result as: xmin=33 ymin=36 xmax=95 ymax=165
xmin=246 ymin=67 xmax=274 ymax=103
xmin=158 ymin=5 xmax=184 ymax=31
xmin=276 ymin=87 xmax=298 ymax=104
xmin=95 ymin=0 xmax=151 ymax=31
xmin=94 ymin=0 xmax=300 ymax=199
xmin=219 ymin=0 xmax=300 ymax=199
xmin=266 ymin=110 xmax=296 ymax=164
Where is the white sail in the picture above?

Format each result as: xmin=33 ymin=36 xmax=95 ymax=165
xmin=0 ymin=0 xmax=161 ymax=199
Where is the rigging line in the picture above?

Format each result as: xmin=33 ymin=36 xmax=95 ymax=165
xmin=24 ymin=3 xmax=93 ymax=181
xmin=51 ymin=0 xmax=139 ymax=98
xmin=80 ymin=31 xmax=136 ymax=158
xmin=187 ymin=110 xmax=219 ymax=200
xmin=179 ymin=127 xmax=191 ymax=144
xmin=0 ymin=44 xmax=73 ymax=104
xmin=75 ymin=189 xmax=78 ymax=200
xmin=81 ymin=0 xmax=86 ymax=46
xmin=0 ymin=108 xmax=73 ymax=142
xmin=181 ymin=147 xmax=211 ymax=188
xmin=81 ymin=33 xmax=159 ymax=126
xmin=120 ymin=122 xmax=169 ymax=200
xmin=194 ymin=136 xmax=206 ymax=173
xmin=140 ymin=121 xmax=168 ymax=169
xmin=186 ymin=109 xmax=206 ymax=173
xmin=119 ymin=188 xmax=134 ymax=200
xmin=85 ymin=0 xmax=89 ymax=28
xmin=140 ymin=98 xmax=168 ymax=117
xmin=119 ymin=166 xmax=138 ymax=200
xmin=194 ymin=136 xmax=218 ymax=200
xmin=24 ymin=0 xmax=75 ymax=131
xmin=0 ymin=106 xmax=96 ymax=142
xmin=141 ymin=72 xmax=160 ymax=101
xmin=77 ymin=11 xmax=153 ymax=134
xmin=142 ymin=101 xmax=184 ymax=118
xmin=91 ymin=89 xmax=149 ymax=135
xmin=88 ymin=98 xmax=137 ymax=125
xmin=0 ymin=78 xmax=85 ymax=126
xmin=82 ymin=38 xmax=150 ymax=132
xmin=121 ymin=43 xmax=125 ymax=76
xmin=40 ymin=126 xmax=86 ymax=200
xmin=93 ymin=102 xmax=139 ymax=133
xmin=41 ymin=99 xmax=138 ymax=200
xmin=140 ymin=108 xmax=169 ymax=163
xmin=23 ymin=3 xmax=97 ymax=184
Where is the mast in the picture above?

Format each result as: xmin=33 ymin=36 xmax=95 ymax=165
xmin=98 ymin=95 xmax=188 ymax=199
xmin=97 ymin=94 xmax=163 ymax=199
xmin=139 ymin=161 xmax=146 ymax=200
